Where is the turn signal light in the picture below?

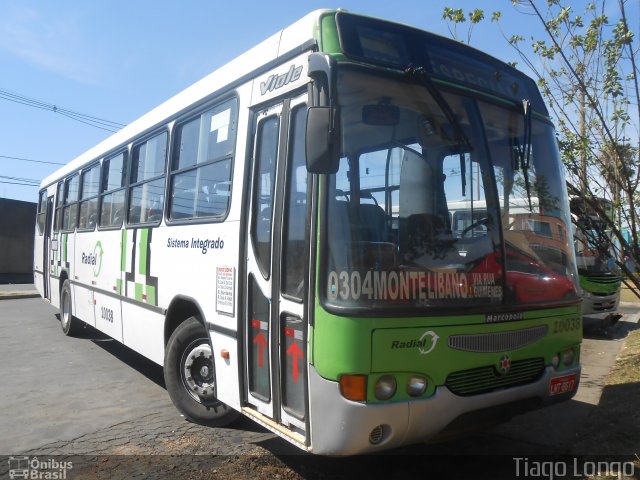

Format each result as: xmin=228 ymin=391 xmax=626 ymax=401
xmin=339 ymin=374 xmax=367 ymax=401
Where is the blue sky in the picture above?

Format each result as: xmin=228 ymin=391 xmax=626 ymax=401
xmin=0 ymin=1 xmax=634 ymax=203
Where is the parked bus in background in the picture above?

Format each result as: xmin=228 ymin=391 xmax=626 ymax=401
xmin=570 ymin=197 xmax=621 ymax=318
xmin=33 ymin=10 xmax=582 ymax=455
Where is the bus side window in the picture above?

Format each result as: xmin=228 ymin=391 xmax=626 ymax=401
xmin=99 ymin=151 xmax=127 ymax=229
xmin=61 ymin=174 xmax=80 ymax=232
xmin=53 ymin=182 xmax=64 ymax=232
xmin=37 ymin=190 xmax=47 ymax=235
xmin=129 ymin=132 xmax=168 ymax=225
xmin=169 ymin=98 xmax=238 ymax=221
xmin=78 ymin=163 xmax=100 ymax=231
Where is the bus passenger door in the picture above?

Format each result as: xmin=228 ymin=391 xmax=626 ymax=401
xmin=43 ymin=196 xmax=54 ymax=300
xmin=244 ymin=96 xmax=309 ymax=442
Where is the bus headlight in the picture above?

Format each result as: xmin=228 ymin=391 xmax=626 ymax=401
xmin=562 ymin=348 xmax=575 ymax=366
xmin=374 ymin=375 xmax=397 ymax=400
xmin=407 ymin=375 xmax=427 ymax=396
xmin=552 ymin=354 xmax=560 ymax=369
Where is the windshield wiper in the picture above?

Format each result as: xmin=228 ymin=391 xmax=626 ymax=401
xmin=404 ymin=65 xmax=472 ymax=196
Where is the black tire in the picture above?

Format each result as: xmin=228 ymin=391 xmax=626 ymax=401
xmin=60 ymin=279 xmax=83 ymax=336
xmin=164 ymin=316 xmax=240 ymax=426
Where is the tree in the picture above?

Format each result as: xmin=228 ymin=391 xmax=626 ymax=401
xmin=442 ymin=0 xmax=640 ymax=296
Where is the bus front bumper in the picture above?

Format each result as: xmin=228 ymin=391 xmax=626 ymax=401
xmin=308 ymin=364 xmax=581 ymax=456
xmin=582 ymin=292 xmax=620 ymax=315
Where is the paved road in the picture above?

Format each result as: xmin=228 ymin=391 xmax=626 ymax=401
xmin=0 ymin=298 xmax=275 ymax=457
xmin=0 ymin=297 xmax=637 ymax=467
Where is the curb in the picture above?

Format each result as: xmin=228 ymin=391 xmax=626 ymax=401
xmin=619 ymin=301 xmax=640 ymax=308
xmin=0 ymin=293 xmax=40 ymax=301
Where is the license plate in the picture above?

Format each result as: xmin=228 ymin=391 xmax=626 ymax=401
xmin=549 ymin=373 xmax=577 ymax=395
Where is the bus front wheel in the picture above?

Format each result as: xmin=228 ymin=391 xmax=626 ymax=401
xmin=60 ymin=279 xmax=82 ymax=336
xmin=164 ymin=316 xmax=240 ymax=426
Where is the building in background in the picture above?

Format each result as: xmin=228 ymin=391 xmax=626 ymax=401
xmin=0 ymin=198 xmax=36 ymax=283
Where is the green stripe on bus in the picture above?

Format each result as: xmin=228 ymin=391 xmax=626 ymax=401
xmin=121 ymin=229 xmax=127 ymax=272
xmin=135 ymin=283 xmax=143 ymax=301
xmin=146 ymin=285 xmax=156 ymax=305
xmin=138 ymin=228 xmax=148 ymax=276
xmin=116 ymin=278 xmax=123 ymax=295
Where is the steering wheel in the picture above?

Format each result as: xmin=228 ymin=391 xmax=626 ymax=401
xmin=461 ymin=217 xmax=490 ymax=237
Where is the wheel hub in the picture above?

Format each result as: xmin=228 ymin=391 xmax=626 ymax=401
xmin=182 ymin=344 xmax=216 ymax=402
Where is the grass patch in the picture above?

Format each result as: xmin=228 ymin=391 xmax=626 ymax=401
xmin=607 ymin=328 xmax=640 ymax=385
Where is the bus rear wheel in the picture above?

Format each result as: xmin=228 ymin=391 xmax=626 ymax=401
xmin=60 ymin=279 xmax=83 ymax=336
xmin=164 ymin=316 xmax=240 ymax=426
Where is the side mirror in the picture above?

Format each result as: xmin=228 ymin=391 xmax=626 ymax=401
xmin=306 ymin=106 xmax=340 ymax=174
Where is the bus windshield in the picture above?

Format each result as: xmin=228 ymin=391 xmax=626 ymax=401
xmin=323 ymin=67 xmax=580 ymax=311
xmin=574 ymin=218 xmax=616 ymax=275
xmin=571 ymin=198 xmax=620 ymax=276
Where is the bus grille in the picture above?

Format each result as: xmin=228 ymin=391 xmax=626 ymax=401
xmin=587 ymin=276 xmax=621 ymax=296
xmin=588 ymin=275 xmax=620 ymax=285
xmin=445 ymin=358 xmax=546 ymax=396
xmin=448 ymin=326 xmax=548 ymax=353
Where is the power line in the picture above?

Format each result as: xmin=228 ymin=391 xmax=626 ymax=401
xmin=0 ymin=155 xmax=65 ymax=166
xmin=0 ymin=180 xmax=39 ymax=187
xmin=0 ymin=175 xmax=40 ymax=185
xmin=0 ymin=88 xmax=126 ymax=127
xmin=0 ymin=88 xmax=126 ymax=133
xmin=0 ymin=175 xmax=40 ymax=188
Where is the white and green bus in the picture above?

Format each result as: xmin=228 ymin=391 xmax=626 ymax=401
xmin=34 ymin=10 xmax=582 ymax=455
xmin=570 ymin=197 xmax=622 ymax=317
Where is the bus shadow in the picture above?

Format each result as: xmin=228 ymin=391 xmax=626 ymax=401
xmin=252 ymin=438 xmax=519 ymax=479
xmin=52 ymin=313 xmax=269 ymax=435
xmin=53 ymin=313 xmax=166 ymax=388
xmin=568 ymin=380 xmax=640 ymax=455
xmin=583 ymin=315 xmax=639 ymax=340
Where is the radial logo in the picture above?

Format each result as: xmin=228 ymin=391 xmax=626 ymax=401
xmin=390 ymin=330 xmax=439 ymax=355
